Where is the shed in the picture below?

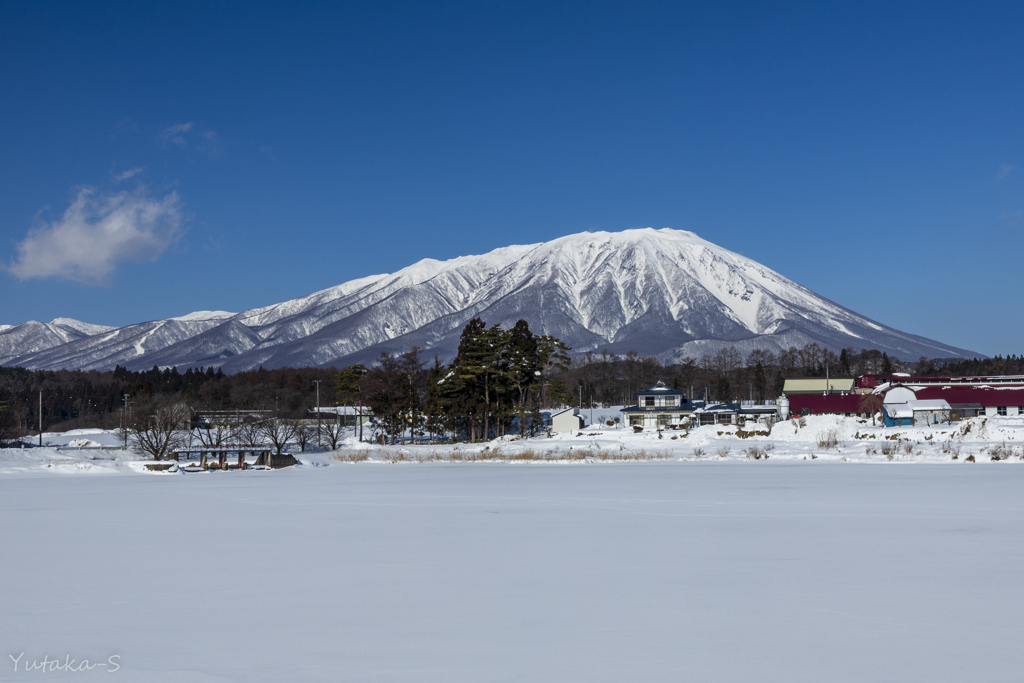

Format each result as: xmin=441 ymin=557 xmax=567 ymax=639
xmin=550 ymin=407 xmax=585 ymax=433
xmin=883 ymin=398 xmax=951 ymax=427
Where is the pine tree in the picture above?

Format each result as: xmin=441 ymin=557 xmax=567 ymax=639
xmin=506 ymin=320 xmax=539 ymax=438
xmin=336 ymin=364 xmax=367 ymax=442
xmin=753 ymin=361 xmax=767 ymax=402
xmin=839 ymin=348 xmax=851 ymax=375
xmin=881 ymin=353 xmax=894 ymax=374
xmin=453 ymin=319 xmax=508 ymax=441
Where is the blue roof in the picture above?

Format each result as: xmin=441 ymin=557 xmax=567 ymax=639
xmin=636 ymin=381 xmax=683 ymax=396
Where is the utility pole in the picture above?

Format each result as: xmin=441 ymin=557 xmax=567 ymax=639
xmin=313 ymin=380 xmax=322 ymax=448
xmin=121 ymin=394 xmax=131 ymax=449
xmin=38 ymin=390 xmax=42 ymax=447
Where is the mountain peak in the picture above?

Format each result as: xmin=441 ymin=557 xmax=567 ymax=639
xmin=2 ymin=228 xmax=980 ymax=372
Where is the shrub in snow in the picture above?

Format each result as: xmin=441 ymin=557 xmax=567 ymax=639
xmin=745 ymin=446 xmax=768 ymax=460
xmin=816 ymin=428 xmax=840 ymax=450
xmin=965 ymin=455 xmax=975 ymax=462
xmin=988 ymin=442 xmax=1013 ymax=461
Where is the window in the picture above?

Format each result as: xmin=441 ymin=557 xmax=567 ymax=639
xmin=998 ymin=406 xmax=1007 ymax=416
xmin=629 ymin=415 xmax=643 ymax=426
xmin=657 ymin=414 xmax=672 ymax=426
xmin=644 ymin=396 xmax=655 ymax=407
xmin=1018 ymin=406 xmax=1024 ymax=416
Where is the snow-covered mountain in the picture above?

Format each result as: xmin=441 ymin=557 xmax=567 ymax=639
xmin=0 ymin=318 xmax=115 ymax=365
xmin=2 ymin=229 xmax=979 ymax=371
xmin=2 ymin=312 xmax=236 ymax=371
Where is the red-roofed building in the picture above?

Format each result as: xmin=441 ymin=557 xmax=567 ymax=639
xmin=889 ymin=385 xmax=1024 ymax=418
xmin=787 ymin=393 xmax=874 ymax=418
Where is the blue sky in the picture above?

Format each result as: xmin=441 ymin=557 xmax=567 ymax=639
xmin=1 ymin=1 xmax=1022 ymax=356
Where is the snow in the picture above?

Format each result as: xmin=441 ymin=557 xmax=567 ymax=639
xmin=3 ymin=423 xmax=1024 ymax=681
xmin=49 ymin=317 xmax=114 ymax=336
xmin=169 ymin=310 xmax=237 ymax=321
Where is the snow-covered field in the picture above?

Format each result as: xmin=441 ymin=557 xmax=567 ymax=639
xmin=4 ymin=417 xmax=1024 ymax=681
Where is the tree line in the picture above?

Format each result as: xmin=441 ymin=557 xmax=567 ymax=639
xmin=557 ymin=344 xmax=908 ymax=406
xmin=337 ymin=318 xmax=570 ymax=444
xmin=0 ymin=326 xmax=1002 ymax=445
xmin=0 ymin=364 xmax=337 ymax=442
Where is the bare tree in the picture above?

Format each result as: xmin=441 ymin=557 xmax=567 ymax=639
xmin=261 ymin=416 xmax=297 ymax=455
xmin=192 ymin=419 xmax=238 ymax=450
xmin=237 ymin=418 xmax=265 ymax=449
xmin=294 ymin=422 xmax=316 ymax=452
xmin=319 ymin=417 xmax=345 ymax=451
xmin=126 ymin=398 xmax=190 ymax=460
xmin=859 ymin=393 xmax=884 ymax=426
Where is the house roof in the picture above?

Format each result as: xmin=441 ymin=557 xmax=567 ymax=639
xmin=695 ymin=402 xmax=741 ymax=413
xmin=860 ymin=374 xmax=1024 ymax=389
xmin=887 ymin=385 xmax=1024 ymax=407
xmin=621 ymin=406 xmax=693 ymax=413
xmin=782 ymin=377 xmax=856 ymax=394
xmin=636 ymin=381 xmax=682 ymax=396
xmin=907 ymin=399 xmax=951 ymax=411
xmin=885 ymin=405 xmax=914 ymax=418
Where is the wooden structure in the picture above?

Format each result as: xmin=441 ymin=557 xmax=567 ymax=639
xmin=170 ymin=447 xmax=296 ymax=470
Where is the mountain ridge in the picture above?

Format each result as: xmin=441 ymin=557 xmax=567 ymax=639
xmin=0 ymin=228 xmax=981 ymax=371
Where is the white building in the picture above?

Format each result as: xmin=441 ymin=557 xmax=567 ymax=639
xmin=882 ymin=387 xmax=951 ymax=426
xmin=550 ymin=407 xmax=585 ymax=433
xmin=620 ymin=382 xmax=698 ymax=429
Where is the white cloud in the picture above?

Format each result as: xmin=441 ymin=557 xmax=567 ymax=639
xmin=159 ymin=122 xmax=194 ymax=147
xmin=5 ymin=187 xmax=182 ymax=286
xmin=113 ymin=167 xmax=144 ymax=182
xmin=995 ymin=163 xmax=1015 ymax=181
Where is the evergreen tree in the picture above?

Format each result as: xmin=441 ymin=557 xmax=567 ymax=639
xmin=452 ymin=319 xmax=508 ymax=440
xmin=336 ymin=364 xmax=367 ymax=442
xmin=505 ymin=320 xmax=539 ymax=437
xmin=753 ymin=361 xmax=767 ymax=402
xmin=839 ymin=348 xmax=851 ymax=375
xmin=881 ymin=353 xmax=894 ymax=374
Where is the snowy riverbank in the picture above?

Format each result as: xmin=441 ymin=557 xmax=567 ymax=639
xmin=4 ymin=415 xmax=1023 ymax=476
